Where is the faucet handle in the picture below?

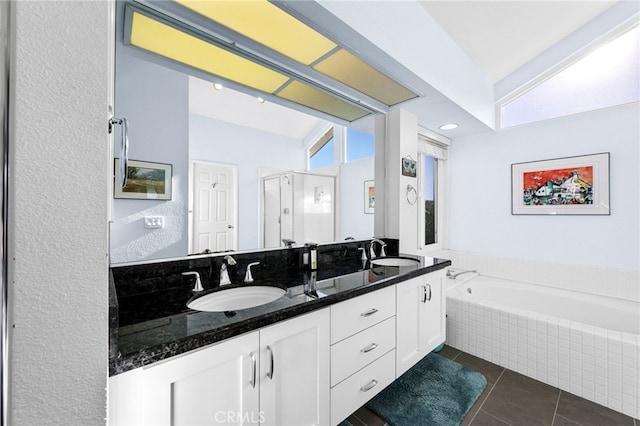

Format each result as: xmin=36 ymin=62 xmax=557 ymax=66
xmin=182 ymin=271 xmax=204 ymax=292
xmin=244 ymin=262 xmax=260 ymax=283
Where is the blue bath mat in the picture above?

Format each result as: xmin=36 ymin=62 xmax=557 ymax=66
xmin=366 ymin=352 xmax=486 ymax=426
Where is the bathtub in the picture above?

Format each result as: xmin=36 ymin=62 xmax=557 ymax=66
xmin=446 ymin=274 xmax=640 ymax=419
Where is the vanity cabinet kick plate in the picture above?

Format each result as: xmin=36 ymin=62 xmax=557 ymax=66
xmin=144 ymin=216 xmax=165 ymax=229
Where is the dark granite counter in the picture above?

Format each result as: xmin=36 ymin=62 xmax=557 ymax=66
xmin=109 ymin=252 xmax=450 ymax=376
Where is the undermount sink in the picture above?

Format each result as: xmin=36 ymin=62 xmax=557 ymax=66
xmin=187 ymin=286 xmax=286 ymax=312
xmin=370 ymin=257 xmax=420 ymax=267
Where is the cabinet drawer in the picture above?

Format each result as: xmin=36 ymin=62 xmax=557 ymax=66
xmin=330 ymin=286 xmax=395 ymax=344
xmin=330 ymin=317 xmax=395 ymax=386
xmin=330 ymin=349 xmax=396 ymax=426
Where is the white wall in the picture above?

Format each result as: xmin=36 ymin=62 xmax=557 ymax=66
xmin=448 ymin=103 xmax=639 ymax=272
xmin=189 ymin=114 xmax=306 ymax=250
xmin=111 ymin=25 xmax=189 ymax=264
xmin=9 ymin=1 xmax=109 ymax=424
xmin=338 ymin=157 xmax=375 ymax=240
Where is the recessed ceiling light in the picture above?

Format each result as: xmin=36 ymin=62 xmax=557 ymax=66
xmin=213 ymin=82 xmax=223 ymax=90
xmin=439 ymin=123 xmax=458 ymax=130
xmin=257 ymin=97 xmax=265 ymax=103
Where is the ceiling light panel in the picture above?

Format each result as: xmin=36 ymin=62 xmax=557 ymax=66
xmin=277 ymin=81 xmax=371 ymax=122
xmin=129 ymin=10 xmax=289 ymax=93
xmin=313 ymin=49 xmax=418 ymax=106
xmin=174 ymin=0 xmax=337 ymax=66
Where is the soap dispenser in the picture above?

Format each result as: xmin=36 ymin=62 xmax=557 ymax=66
xmin=307 ymin=243 xmax=318 ymax=271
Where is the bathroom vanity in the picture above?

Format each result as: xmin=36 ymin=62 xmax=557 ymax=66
xmin=108 ymin=242 xmax=450 ymax=425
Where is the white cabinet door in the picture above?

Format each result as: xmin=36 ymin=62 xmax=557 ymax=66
xmin=259 ymin=309 xmax=330 ymax=426
xmin=422 ymin=269 xmax=445 ymax=355
xmin=396 ymin=270 xmax=446 ymax=377
xmin=140 ymin=331 xmax=260 ymax=426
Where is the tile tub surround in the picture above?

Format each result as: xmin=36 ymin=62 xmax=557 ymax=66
xmin=435 ymin=249 xmax=640 ymax=302
xmin=447 ymin=281 xmax=640 ymax=419
xmin=109 ymin=240 xmax=450 ymax=376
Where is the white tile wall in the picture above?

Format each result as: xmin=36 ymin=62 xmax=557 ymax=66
xmin=447 ymin=295 xmax=640 ymax=419
xmin=432 ymin=250 xmax=640 ymax=302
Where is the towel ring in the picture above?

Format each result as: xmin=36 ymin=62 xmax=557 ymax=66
xmin=406 ymin=184 xmax=417 ymax=205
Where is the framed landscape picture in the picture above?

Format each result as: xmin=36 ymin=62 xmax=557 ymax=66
xmin=511 ymin=153 xmax=609 ymax=215
xmin=114 ymin=159 xmax=172 ymax=200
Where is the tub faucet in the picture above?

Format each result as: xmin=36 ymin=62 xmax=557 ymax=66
xmin=369 ymin=238 xmax=387 ymax=259
xmin=282 ymin=238 xmax=296 ymax=248
xmin=446 ymin=269 xmax=477 ymax=279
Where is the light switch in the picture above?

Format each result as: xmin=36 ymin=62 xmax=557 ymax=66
xmin=144 ymin=216 xmax=165 ymax=229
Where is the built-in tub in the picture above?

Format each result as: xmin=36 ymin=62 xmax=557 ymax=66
xmin=446 ymin=273 xmax=640 ymax=419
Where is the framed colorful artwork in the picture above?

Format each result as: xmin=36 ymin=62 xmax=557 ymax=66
xmin=364 ymin=180 xmax=375 ymax=214
xmin=511 ymin=153 xmax=609 ymax=215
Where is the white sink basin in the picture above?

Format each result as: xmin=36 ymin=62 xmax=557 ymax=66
xmin=188 ymin=286 xmax=286 ymax=312
xmin=370 ymin=257 xmax=419 ymax=267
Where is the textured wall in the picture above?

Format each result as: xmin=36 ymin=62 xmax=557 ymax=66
xmin=9 ymin=2 xmax=109 ymax=425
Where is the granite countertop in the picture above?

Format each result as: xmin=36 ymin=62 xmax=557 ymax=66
xmin=109 ymin=255 xmax=451 ymax=376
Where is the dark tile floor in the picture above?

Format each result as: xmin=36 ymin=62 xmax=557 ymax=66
xmin=344 ymin=345 xmax=639 ymax=426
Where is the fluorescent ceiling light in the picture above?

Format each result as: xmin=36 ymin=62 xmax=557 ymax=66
xmin=126 ymin=7 xmax=372 ymax=122
xmin=129 ymin=11 xmax=289 ymax=93
xmin=172 ymin=0 xmax=418 ymax=107
xmin=277 ymin=80 xmax=371 ymax=122
xmin=175 ymin=0 xmax=337 ymax=66
xmin=313 ymin=49 xmax=418 ymax=106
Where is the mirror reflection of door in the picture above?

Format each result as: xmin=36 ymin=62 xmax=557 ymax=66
xmin=192 ymin=161 xmax=238 ymax=253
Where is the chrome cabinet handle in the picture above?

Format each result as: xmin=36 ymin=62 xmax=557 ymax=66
xmin=422 ymin=284 xmax=432 ymax=302
xmin=361 ymin=308 xmax=379 ymax=317
xmin=360 ymin=379 xmax=379 ymax=392
xmin=250 ymin=352 xmax=256 ymax=388
xmin=266 ymin=345 xmax=274 ymax=379
xmin=361 ymin=342 xmax=379 ymax=353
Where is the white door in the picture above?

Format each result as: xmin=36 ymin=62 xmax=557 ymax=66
xmin=141 ymin=332 xmax=260 ymax=426
xmin=259 ymin=309 xmax=330 ymax=426
xmin=193 ymin=161 xmax=237 ymax=253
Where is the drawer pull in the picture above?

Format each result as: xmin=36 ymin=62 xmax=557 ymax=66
xmin=361 ymin=308 xmax=379 ymax=317
xmin=360 ymin=379 xmax=379 ymax=392
xmin=361 ymin=342 xmax=379 ymax=353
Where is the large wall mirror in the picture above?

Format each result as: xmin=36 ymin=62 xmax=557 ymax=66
xmin=110 ymin=1 xmax=379 ymax=264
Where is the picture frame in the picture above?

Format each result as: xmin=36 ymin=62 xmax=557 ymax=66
xmin=401 ymin=156 xmax=417 ymax=177
xmin=364 ymin=180 xmax=375 ymax=214
xmin=114 ymin=159 xmax=172 ymax=200
xmin=511 ymin=152 xmax=609 ymax=215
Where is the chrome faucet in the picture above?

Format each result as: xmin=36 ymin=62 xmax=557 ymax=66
xmin=244 ymin=261 xmax=260 ymax=283
xmin=446 ymin=269 xmax=477 ymax=279
xmin=282 ymin=238 xmax=296 ymax=248
xmin=182 ymin=271 xmax=204 ymax=292
xmin=220 ymin=255 xmax=237 ymax=286
xmin=369 ymin=238 xmax=387 ymax=259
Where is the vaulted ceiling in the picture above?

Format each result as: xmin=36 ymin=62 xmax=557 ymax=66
xmin=189 ymin=1 xmax=626 ymax=139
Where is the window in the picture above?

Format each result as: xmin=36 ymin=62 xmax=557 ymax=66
xmin=309 ymin=128 xmax=334 ymax=170
xmin=423 ymin=155 xmax=437 ymax=245
xmin=501 ymin=25 xmax=639 ymax=128
xmin=419 ymin=133 xmax=448 ymax=250
xmin=346 ymin=128 xmax=374 ymax=162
